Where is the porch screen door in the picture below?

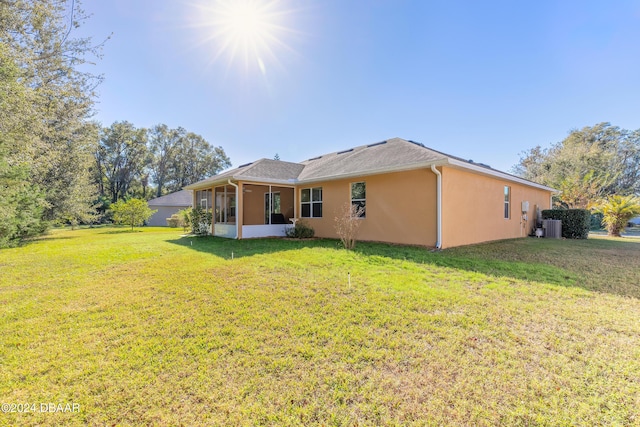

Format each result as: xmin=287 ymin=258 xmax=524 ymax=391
xmin=264 ymin=192 xmax=281 ymax=224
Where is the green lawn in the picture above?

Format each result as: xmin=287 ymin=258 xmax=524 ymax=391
xmin=1 ymin=228 xmax=639 ymax=426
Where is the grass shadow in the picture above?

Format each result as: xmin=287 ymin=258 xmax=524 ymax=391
xmin=10 ymin=235 xmax=78 ymax=248
xmin=355 ymin=243 xmax=575 ymax=286
xmin=167 ymin=235 xmax=338 ymax=259
xmin=354 ymin=237 xmax=640 ymax=299
xmin=99 ymin=229 xmax=144 ymax=234
xmin=35 ymin=235 xmax=77 ymax=242
xmin=168 ymin=235 xmax=640 ymax=299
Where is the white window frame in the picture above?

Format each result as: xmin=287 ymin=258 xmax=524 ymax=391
xmin=351 ymin=182 xmax=366 ymax=218
xmin=504 ymin=186 xmax=511 ymax=219
xmin=300 ymin=187 xmax=322 ymax=218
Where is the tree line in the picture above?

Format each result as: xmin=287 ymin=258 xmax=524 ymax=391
xmin=0 ymin=0 xmax=230 ymax=247
xmin=94 ymin=121 xmax=231 ymax=210
xmin=513 ymin=122 xmax=640 ymax=208
xmin=513 ymin=122 xmax=640 ymax=235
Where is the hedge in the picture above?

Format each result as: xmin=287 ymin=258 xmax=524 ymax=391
xmin=541 ymin=209 xmax=591 ymax=239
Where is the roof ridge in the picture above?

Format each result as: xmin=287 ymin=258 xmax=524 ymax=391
xmin=301 ymin=137 xmax=406 ymax=163
xmin=237 ymin=158 xmax=267 ymax=174
xmin=262 ymin=157 xmax=305 ymax=166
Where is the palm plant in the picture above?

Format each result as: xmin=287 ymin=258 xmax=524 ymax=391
xmin=597 ymin=195 xmax=640 ymax=237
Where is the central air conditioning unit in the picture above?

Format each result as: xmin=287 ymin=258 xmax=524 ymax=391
xmin=542 ymin=219 xmax=562 ymax=238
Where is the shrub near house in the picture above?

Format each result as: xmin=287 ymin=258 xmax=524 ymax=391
xmin=189 ymin=206 xmax=212 ymax=236
xmin=542 ymin=209 xmax=590 ymax=239
xmin=285 ymin=221 xmax=314 ymax=238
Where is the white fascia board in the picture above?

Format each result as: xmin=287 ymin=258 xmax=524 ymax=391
xmin=237 ymin=177 xmax=298 ymax=186
xmin=296 ymin=160 xmax=448 ymax=185
xmin=184 ymin=176 xmax=242 ymax=190
xmin=445 ymin=158 xmax=558 ymax=192
xmin=183 ymin=179 xmax=226 ymax=190
xmin=184 ymin=182 xmax=221 ymax=190
xmin=186 ymin=176 xmax=298 ymax=190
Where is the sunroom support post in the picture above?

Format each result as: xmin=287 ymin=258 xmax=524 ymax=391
xmin=269 ymin=185 xmax=272 ymax=225
xmin=228 ymin=179 xmax=239 ymax=239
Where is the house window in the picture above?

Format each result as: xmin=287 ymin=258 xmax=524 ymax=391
xmin=351 ymin=182 xmax=366 ymax=218
xmin=301 ymin=187 xmax=322 ymax=218
xmin=504 ymin=186 xmax=510 ymax=219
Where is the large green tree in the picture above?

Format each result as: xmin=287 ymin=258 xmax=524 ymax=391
xmin=0 ymin=44 xmax=47 ymax=245
xmin=514 ymin=123 xmax=640 ymax=208
xmin=148 ymin=124 xmax=183 ymax=198
xmin=95 ymin=121 xmax=149 ymax=203
xmin=96 ymin=123 xmax=230 ymax=202
xmin=167 ymin=131 xmax=231 ymax=193
xmin=0 ymin=0 xmax=103 ymax=244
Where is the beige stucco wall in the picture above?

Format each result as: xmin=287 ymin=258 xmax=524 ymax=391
xmin=440 ymin=166 xmax=552 ymax=248
xmin=297 ymin=169 xmax=438 ymax=246
xmin=194 ymin=166 xmax=551 ymax=247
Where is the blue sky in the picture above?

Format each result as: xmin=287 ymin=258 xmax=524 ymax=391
xmin=79 ymin=0 xmax=640 ymax=173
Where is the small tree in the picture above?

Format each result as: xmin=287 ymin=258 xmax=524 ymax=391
xmin=596 ymin=195 xmax=640 ymax=237
xmin=110 ymin=199 xmax=156 ymax=231
xmin=178 ymin=207 xmax=192 ymax=233
xmin=334 ymin=202 xmax=365 ymax=249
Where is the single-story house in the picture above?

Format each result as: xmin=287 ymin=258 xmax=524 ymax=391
xmin=147 ymin=189 xmax=193 ymax=226
xmin=184 ymin=138 xmax=555 ymax=248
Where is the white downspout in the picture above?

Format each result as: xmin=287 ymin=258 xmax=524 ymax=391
xmin=228 ymin=179 xmax=239 ymax=239
xmin=430 ymin=165 xmax=442 ymax=249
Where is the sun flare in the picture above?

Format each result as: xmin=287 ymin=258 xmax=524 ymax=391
xmin=191 ymin=0 xmax=294 ymax=75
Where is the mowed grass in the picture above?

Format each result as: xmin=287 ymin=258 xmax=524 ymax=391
xmin=1 ymin=228 xmax=639 ymax=426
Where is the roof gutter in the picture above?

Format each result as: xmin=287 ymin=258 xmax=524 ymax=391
xmin=297 ymin=160 xmax=448 ymax=185
xmin=430 ymin=165 xmax=442 ymax=250
xmin=185 ymin=176 xmax=297 ymax=190
xmin=446 ymin=158 xmax=557 ymax=192
xmin=235 ymin=177 xmax=298 ymax=186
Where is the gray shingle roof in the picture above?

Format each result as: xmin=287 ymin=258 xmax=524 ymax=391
xmin=184 ymin=138 xmax=555 ymax=191
xmin=297 ymin=138 xmax=446 ymax=181
xmin=147 ymin=189 xmax=193 ymax=207
xmin=236 ymin=158 xmax=305 ymax=181
xmin=185 ymin=159 xmax=304 ymax=188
